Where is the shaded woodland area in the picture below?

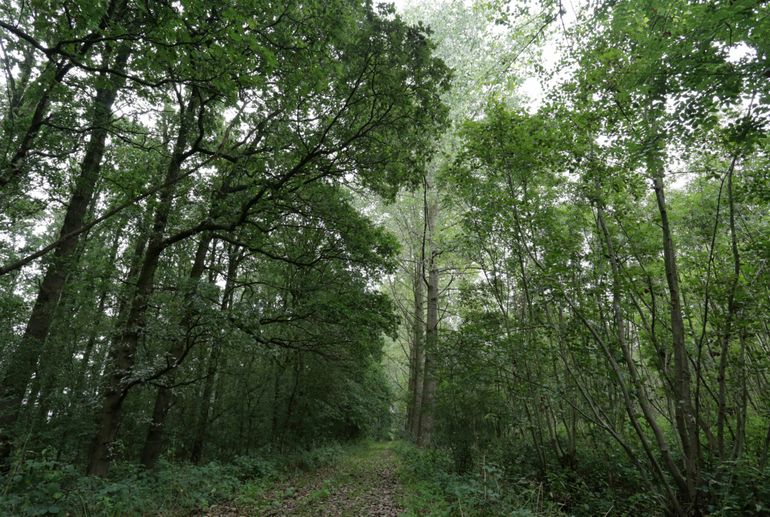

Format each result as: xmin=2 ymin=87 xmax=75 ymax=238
xmin=1 ymin=0 xmax=769 ymax=515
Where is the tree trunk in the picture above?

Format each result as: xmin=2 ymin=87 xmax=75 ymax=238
xmin=140 ymin=234 xmax=213 ymax=468
xmin=652 ymin=167 xmax=700 ymax=512
xmin=0 ymin=45 xmax=131 ymax=465
xmin=87 ymin=92 xmax=197 ymax=476
xmin=2 ymin=45 xmax=34 ymax=126
xmin=74 ymin=294 xmax=108 ymax=395
xmin=190 ymin=249 xmax=240 ymax=464
xmin=417 ymin=181 xmax=438 ymax=447
xmin=0 ymin=0 xmax=125 ymax=194
xmin=407 ymin=258 xmax=425 ymax=439
xmin=190 ymin=340 xmax=223 ymax=463
xmin=717 ymin=160 xmax=741 ymax=459
xmin=596 ymin=200 xmax=686 ymax=514
xmin=190 ymin=250 xmax=238 ymax=463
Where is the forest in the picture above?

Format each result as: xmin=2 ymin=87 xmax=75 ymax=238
xmin=0 ymin=0 xmax=768 ymax=515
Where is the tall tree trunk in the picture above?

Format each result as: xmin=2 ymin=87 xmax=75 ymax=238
xmin=190 ymin=340 xmax=223 ymax=463
xmin=0 ymin=62 xmax=69 ymax=192
xmin=732 ymin=328 xmax=748 ymax=460
xmin=417 ymin=181 xmax=438 ymax=447
xmin=716 ymin=160 xmax=741 ymax=459
xmin=407 ymin=258 xmax=424 ymax=439
xmin=596 ymin=201 xmax=686 ymax=514
xmin=1 ymin=45 xmax=35 ymax=127
xmin=0 ymin=45 xmax=131 ymax=465
xmin=140 ymin=233 xmax=213 ymax=468
xmin=651 ymin=167 xmax=700 ymax=511
xmin=87 ymin=92 xmax=198 ymax=476
xmin=190 ymin=250 xmax=238 ymax=463
xmin=70 ymin=228 xmax=121 ymax=402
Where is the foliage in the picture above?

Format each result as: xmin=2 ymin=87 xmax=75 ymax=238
xmin=0 ymin=0 xmax=448 ymax=482
xmin=395 ymin=441 xmax=567 ymax=516
xmin=0 ymin=442 xmax=357 ymax=515
xmin=1 ymin=0 xmax=769 ymax=514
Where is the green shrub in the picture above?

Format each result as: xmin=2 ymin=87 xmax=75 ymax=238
xmin=704 ymin=461 xmax=770 ymax=515
xmin=394 ymin=441 xmax=565 ymax=517
xmin=0 ymin=441 xmax=362 ymax=516
xmin=231 ymin=455 xmax=279 ymax=480
xmin=0 ymin=452 xmax=79 ymax=516
xmin=283 ymin=442 xmax=345 ymax=471
xmin=0 ymin=452 xmax=268 ymax=515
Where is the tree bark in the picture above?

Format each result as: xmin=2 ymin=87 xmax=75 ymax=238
xmin=595 ymin=200 xmax=686 ymax=514
xmin=189 ymin=340 xmax=222 ymax=463
xmin=0 ymin=0 xmax=125 ymax=194
xmin=190 ymin=248 xmax=239 ymax=463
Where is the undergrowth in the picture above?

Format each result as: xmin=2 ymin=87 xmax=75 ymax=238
xmin=0 ymin=443 xmax=345 ymax=516
xmin=394 ymin=441 xmax=566 ymax=517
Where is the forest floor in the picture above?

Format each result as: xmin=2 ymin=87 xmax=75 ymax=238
xmin=205 ymin=441 xmax=406 ymax=516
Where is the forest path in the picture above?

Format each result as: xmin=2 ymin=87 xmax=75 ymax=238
xmin=206 ymin=441 xmax=405 ymax=516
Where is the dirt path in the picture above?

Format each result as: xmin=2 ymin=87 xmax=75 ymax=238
xmin=206 ymin=442 xmax=405 ymax=516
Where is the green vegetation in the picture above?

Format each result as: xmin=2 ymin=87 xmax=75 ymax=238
xmin=239 ymin=441 xmax=404 ymax=516
xmin=2 ymin=0 xmax=769 ymax=515
xmin=396 ymin=441 xmax=565 ymax=517
xmin=0 ymin=443 xmax=348 ymax=515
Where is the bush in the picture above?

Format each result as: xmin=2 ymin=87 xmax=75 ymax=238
xmin=703 ymin=461 xmax=770 ymax=515
xmin=394 ymin=441 xmax=566 ymax=517
xmin=0 ymin=451 xmax=270 ymax=515
xmin=283 ymin=442 xmax=345 ymax=471
xmin=0 ymin=441 xmax=357 ymax=515
xmin=0 ymin=452 xmax=80 ymax=516
xmin=231 ymin=455 xmax=279 ymax=480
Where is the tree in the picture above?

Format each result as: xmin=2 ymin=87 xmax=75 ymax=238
xmin=0 ymin=0 xmax=448 ymax=478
